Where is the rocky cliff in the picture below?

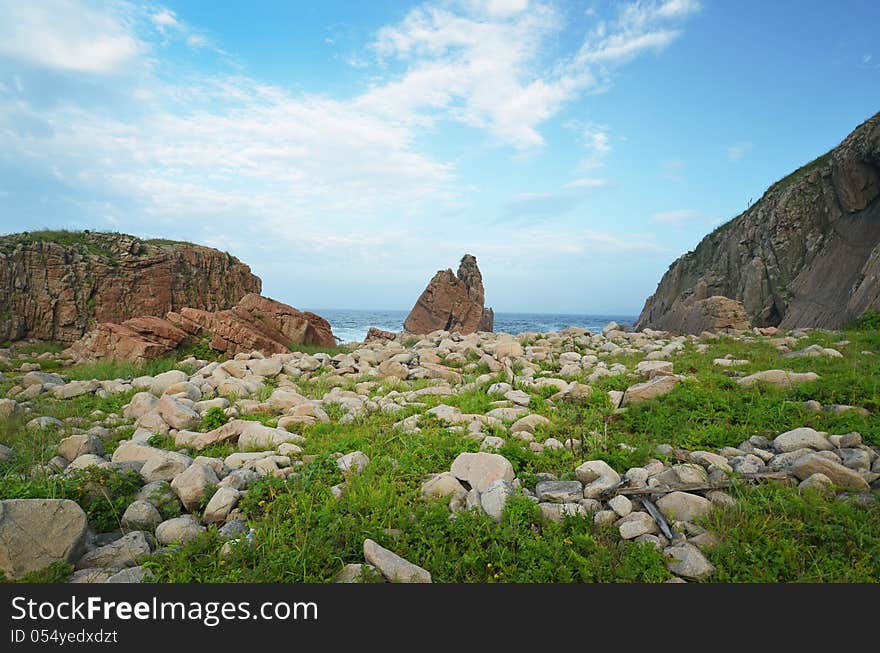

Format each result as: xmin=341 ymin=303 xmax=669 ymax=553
xmin=638 ymin=111 xmax=880 ymax=332
xmin=0 ymin=231 xmax=261 ymax=343
xmin=404 ymin=254 xmax=494 ymax=335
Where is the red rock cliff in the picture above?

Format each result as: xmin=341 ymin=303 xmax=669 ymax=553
xmin=0 ymin=231 xmax=261 ymax=343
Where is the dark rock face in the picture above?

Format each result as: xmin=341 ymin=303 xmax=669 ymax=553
xmin=403 ymin=254 xmax=494 ymax=335
xmin=638 ymin=111 xmax=880 ymax=331
xmin=64 ymin=294 xmax=337 ymax=362
xmin=0 ymin=232 xmax=261 ymax=343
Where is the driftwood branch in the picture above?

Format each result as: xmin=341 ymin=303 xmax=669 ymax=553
xmin=641 ymin=497 xmax=675 ymax=540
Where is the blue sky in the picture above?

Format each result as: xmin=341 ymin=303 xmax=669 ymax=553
xmin=0 ymin=0 xmax=878 ymax=314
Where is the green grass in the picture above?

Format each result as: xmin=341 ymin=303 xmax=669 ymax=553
xmin=9 ymin=341 xmax=65 ymax=357
xmin=144 ymin=237 xmax=194 ymax=247
xmin=442 ymin=388 xmax=496 ymax=415
xmin=0 ymin=230 xmax=120 ymax=259
xmin=850 ymin=311 xmax=880 ymax=331
xmin=64 ymin=357 xmax=188 ymax=381
xmin=702 ymin=483 xmax=880 ymax=582
xmin=5 ymin=562 xmax=75 ymax=584
xmin=0 ymin=467 xmax=143 ymax=533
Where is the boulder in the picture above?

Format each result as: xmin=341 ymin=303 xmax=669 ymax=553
xmin=0 ymin=499 xmax=88 ymax=580
xmin=450 ymin=452 xmax=515 ymax=493
xmin=121 ymin=500 xmax=163 ymax=532
xmin=123 ymin=392 xmax=160 ymax=419
xmin=337 ymin=451 xmax=370 ymax=475
xmin=157 ymin=395 xmax=200 ymax=431
xmin=75 ymin=531 xmax=151 ymax=570
xmin=480 ymin=479 xmax=515 ymax=521
xmin=664 ymin=543 xmax=716 ymax=580
xmin=510 ymin=413 xmax=551 ymax=434
xmin=170 ymin=464 xmax=220 ymax=512
xmin=575 ymin=460 xmax=621 ymax=498
xmin=656 ymin=492 xmax=713 ymax=522
xmin=155 ymin=516 xmax=206 ymax=545
xmin=618 ymin=511 xmax=659 ymax=539
xmin=66 ymin=293 xmax=337 ymax=362
xmin=202 ymin=487 xmax=241 ymax=524
xmin=737 ymin=370 xmax=820 ymax=388
xmin=791 ymin=453 xmax=869 ymax=490
xmin=365 ymin=327 xmax=397 ymax=343
xmin=535 ymin=480 xmax=584 ymax=504
xmin=421 ymin=472 xmax=467 ymax=500
xmin=772 ymin=427 xmax=833 ymax=453
xmin=57 ymin=434 xmax=105 ymax=462
xmin=363 ymin=539 xmax=431 ymax=583
xmin=621 ymin=375 xmax=681 ymax=406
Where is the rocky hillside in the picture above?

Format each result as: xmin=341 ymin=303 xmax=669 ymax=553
xmin=0 ymin=231 xmax=261 ymax=343
xmin=638 ymin=111 xmax=880 ymax=331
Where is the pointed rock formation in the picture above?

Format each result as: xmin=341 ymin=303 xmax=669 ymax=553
xmin=638 ymin=111 xmax=880 ymax=331
xmin=403 ymin=254 xmax=494 ymax=335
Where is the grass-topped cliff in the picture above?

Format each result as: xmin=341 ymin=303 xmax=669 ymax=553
xmin=0 ymin=230 xmax=261 ymax=344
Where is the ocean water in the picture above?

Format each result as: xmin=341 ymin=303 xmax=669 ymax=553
xmin=308 ymin=308 xmax=638 ymax=344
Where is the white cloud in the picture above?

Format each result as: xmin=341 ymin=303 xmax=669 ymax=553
xmin=151 ymin=9 xmax=180 ymax=29
xmin=576 ymin=0 xmax=699 ymax=67
xmin=653 ymin=209 xmax=720 ymax=226
xmin=150 ymin=5 xmax=213 ymax=50
xmin=363 ymin=0 xmax=698 ymax=149
xmin=565 ymin=177 xmax=607 ymax=188
xmin=363 ymin=1 xmax=586 ymax=148
xmin=727 ymin=142 xmax=753 ymax=161
xmin=474 ymin=0 xmax=531 ymax=18
xmin=0 ymin=0 xmax=144 ymax=74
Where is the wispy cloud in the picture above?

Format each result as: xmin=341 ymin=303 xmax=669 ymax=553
xmin=577 ymin=0 xmax=701 ymax=66
xmin=727 ymin=142 xmax=753 ymax=162
xmin=565 ymin=177 xmax=607 ymax=188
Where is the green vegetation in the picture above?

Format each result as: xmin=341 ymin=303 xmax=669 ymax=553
xmin=180 ymin=339 xmax=227 ymax=362
xmin=850 ymin=310 xmax=880 ymax=331
xmin=200 ymin=406 xmax=229 ymax=431
xmin=3 ymin=562 xmax=75 ymax=584
xmin=2 ymin=324 xmax=879 ymax=583
xmin=703 ymin=484 xmax=880 ymax=582
xmin=767 ymin=150 xmax=833 ymax=196
xmin=64 ymin=357 xmax=189 ymax=381
xmin=0 ymin=230 xmax=120 ymax=259
xmin=9 ymin=341 xmax=65 ymax=357
xmin=143 ymin=237 xmax=193 ymax=247
xmin=0 ymin=467 xmax=142 ymax=534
